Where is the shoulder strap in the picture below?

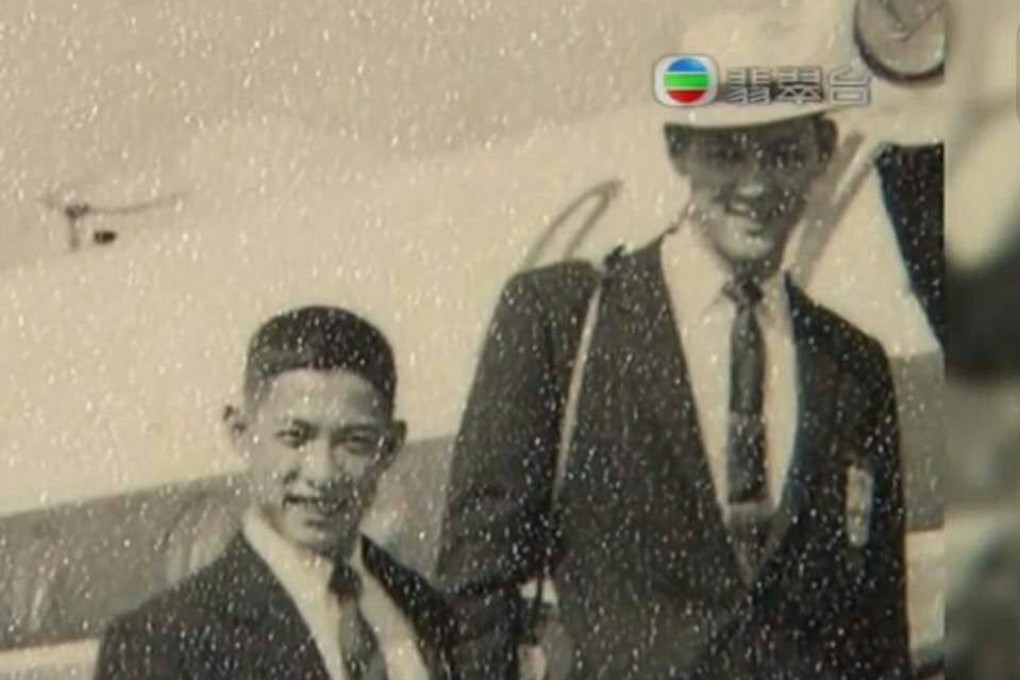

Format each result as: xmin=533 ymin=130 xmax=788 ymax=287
xmin=551 ymin=282 xmax=602 ymax=503
xmin=520 ymin=277 xmax=601 ymax=626
xmin=519 ymin=248 xmax=622 ymax=627
xmin=550 ymin=244 xmax=624 ymax=503
xmin=360 ymin=536 xmax=454 ymax=646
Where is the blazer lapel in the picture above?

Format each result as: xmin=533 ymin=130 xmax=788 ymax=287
xmin=617 ymin=248 xmax=842 ymax=589
xmin=608 ymin=240 xmax=747 ymax=594
xmin=361 ymin=536 xmax=456 ymax=680
xmin=757 ymin=280 xmax=843 ymax=569
xmin=691 ymin=280 xmax=850 ymax=669
xmin=216 ymin=536 xmax=333 ymax=680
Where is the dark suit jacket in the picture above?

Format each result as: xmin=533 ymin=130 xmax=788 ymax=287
xmin=436 ymin=239 xmax=913 ymax=680
xmin=94 ymin=533 xmax=458 ymax=680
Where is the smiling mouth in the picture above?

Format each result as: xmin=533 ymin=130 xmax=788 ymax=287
xmin=724 ymin=198 xmax=787 ymax=226
xmin=284 ymin=494 xmax=347 ymax=517
xmin=725 ymin=198 xmax=761 ymax=216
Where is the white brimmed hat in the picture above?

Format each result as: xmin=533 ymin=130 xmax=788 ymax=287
xmin=661 ymin=0 xmax=944 ymax=143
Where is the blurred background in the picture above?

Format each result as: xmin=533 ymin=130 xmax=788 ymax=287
xmin=943 ymin=0 xmax=1020 ymax=677
xmin=0 ymin=0 xmax=1003 ymax=676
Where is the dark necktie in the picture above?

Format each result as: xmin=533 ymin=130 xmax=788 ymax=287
xmin=723 ymin=278 xmax=771 ymax=576
xmin=329 ymin=563 xmax=389 ymax=680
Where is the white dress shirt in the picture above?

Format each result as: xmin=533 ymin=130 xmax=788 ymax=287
xmin=242 ymin=510 xmax=430 ymax=680
xmin=660 ymin=226 xmax=799 ymax=517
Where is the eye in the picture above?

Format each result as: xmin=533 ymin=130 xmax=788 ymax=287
xmin=706 ymin=143 xmax=744 ymax=165
xmin=337 ymin=428 xmax=386 ymax=455
xmin=767 ymin=143 xmax=809 ymax=170
xmin=275 ymin=428 xmax=309 ymax=448
xmin=345 ymin=435 xmax=380 ymax=454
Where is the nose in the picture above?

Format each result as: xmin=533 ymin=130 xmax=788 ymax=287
xmin=299 ymin=438 xmax=341 ymax=489
xmin=732 ymin=161 xmax=770 ymax=199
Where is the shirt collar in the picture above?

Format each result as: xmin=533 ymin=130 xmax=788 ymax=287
xmin=661 ymin=224 xmax=790 ymax=327
xmin=242 ymin=508 xmax=338 ymax=598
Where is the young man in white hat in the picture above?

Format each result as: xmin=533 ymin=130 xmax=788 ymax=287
xmin=437 ymin=1 xmax=915 ymax=678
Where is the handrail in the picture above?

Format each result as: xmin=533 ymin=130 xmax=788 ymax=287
xmin=520 ymin=179 xmax=622 ymax=270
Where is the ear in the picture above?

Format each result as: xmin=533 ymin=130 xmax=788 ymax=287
xmin=222 ymin=404 xmax=250 ymax=454
xmin=379 ymin=420 xmax=408 ymax=467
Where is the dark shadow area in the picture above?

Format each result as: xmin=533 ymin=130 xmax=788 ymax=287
xmin=876 ymin=143 xmax=944 ymax=347
xmin=947 ymin=225 xmax=1020 ymax=381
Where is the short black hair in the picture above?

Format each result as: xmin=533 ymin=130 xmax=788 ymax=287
xmin=243 ymin=305 xmax=397 ymax=410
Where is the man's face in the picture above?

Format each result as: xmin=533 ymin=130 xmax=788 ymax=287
xmin=672 ymin=116 xmax=834 ymax=273
xmin=230 ymin=369 xmax=402 ymax=558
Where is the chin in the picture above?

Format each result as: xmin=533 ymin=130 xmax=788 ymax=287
xmin=720 ymin=240 xmax=781 ymax=266
xmin=278 ymin=512 xmax=356 ymax=557
xmin=729 ymin=228 xmax=789 ymax=261
xmin=291 ymin=527 xmax=352 ymax=557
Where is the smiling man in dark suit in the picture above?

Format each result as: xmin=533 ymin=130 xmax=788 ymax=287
xmin=435 ymin=4 xmax=913 ymax=679
xmin=95 ymin=306 xmax=457 ymax=680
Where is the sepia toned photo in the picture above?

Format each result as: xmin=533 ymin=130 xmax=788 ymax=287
xmin=0 ymin=0 xmax=945 ymax=679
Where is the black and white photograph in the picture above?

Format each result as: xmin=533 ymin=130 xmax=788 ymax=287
xmin=0 ymin=0 xmax=952 ymax=678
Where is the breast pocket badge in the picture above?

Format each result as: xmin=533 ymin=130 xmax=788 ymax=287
xmin=845 ymin=463 xmax=875 ymax=549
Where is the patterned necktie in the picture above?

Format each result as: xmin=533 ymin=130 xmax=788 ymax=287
xmin=723 ymin=278 xmax=771 ymax=576
xmin=329 ymin=563 xmax=389 ymax=680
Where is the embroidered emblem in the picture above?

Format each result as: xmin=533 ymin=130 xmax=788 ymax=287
xmin=845 ymin=462 xmax=875 ymax=548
